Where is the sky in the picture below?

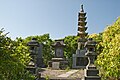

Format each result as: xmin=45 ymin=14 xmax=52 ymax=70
xmin=0 ymin=0 xmax=120 ymax=40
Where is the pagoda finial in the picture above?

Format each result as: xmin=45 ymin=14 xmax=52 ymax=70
xmin=81 ymin=4 xmax=84 ymax=12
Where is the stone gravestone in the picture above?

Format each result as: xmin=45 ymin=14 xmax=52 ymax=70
xmin=55 ymin=47 xmax=64 ymax=58
xmin=82 ymin=38 xmax=101 ymax=80
xmin=36 ymin=43 xmax=44 ymax=67
xmin=48 ymin=40 xmax=68 ymax=70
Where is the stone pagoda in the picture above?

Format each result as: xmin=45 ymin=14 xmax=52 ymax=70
xmin=72 ymin=5 xmax=88 ymax=69
xmin=48 ymin=40 xmax=68 ymax=70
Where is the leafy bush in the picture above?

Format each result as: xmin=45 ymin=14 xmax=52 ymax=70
xmin=95 ymin=17 xmax=120 ymax=80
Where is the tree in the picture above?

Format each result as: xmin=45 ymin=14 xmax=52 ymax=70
xmin=96 ymin=17 xmax=120 ymax=80
xmin=64 ymin=35 xmax=79 ymax=67
xmin=0 ymin=28 xmax=34 ymax=80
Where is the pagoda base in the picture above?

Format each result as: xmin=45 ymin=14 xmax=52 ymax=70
xmin=82 ymin=76 xmax=101 ymax=80
xmin=82 ymin=64 xmax=101 ymax=80
xmin=72 ymin=50 xmax=88 ymax=69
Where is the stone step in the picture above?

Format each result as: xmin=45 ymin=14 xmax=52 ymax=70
xmin=39 ymin=77 xmax=81 ymax=80
xmin=88 ymin=66 xmax=96 ymax=69
xmin=86 ymin=69 xmax=99 ymax=76
xmin=50 ymin=78 xmax=81 ymax=80
xmin=83 ymin=76 xmax=101 ymax=80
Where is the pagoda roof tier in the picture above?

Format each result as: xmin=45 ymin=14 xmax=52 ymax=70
xmin=77 ymin=31 xmax=88 ymax=36
xmin=78 ymin=21 xmax=87 ymax=23
xmin=78 ymin=17 xmax=87 ymax=21
xmin=78 ymin=12 xmax=86 ymax=16
xmin=78 ymin=26 xmax=87 ymax=31
xmin=78 ymin=21 xmax=87 ymax=26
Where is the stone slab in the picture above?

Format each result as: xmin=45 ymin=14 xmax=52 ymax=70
xmin=84 ymin=76 xmax=101 ymax=80
xmin=86 ymin=69 xmax=99 ymax=76
xmin=49 ymin=78 xmax=81 ymax=80
xmin=57 ymin=70 xmax=79 ymax=78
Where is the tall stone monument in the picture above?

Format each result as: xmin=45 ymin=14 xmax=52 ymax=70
xmin=27 ymin=38 xmax=43 ymax=74
xmin=72 ymin=5 xmax=88 ymax=69
xmin=48 ymin=40 xmax=68 ymax=69
xmin=36 ymin=43 xmax=44 ymax=67
xmin=82 ymin=38 xmax=101 ymax=80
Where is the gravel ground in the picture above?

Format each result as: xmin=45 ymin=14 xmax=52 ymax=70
xmin=69 ymin=69 xmax=84 ymax=78
xmin=40 ymin=68 xmax=67 ymax=78
xmin=40 ymin=68 xmax=84 ymax=79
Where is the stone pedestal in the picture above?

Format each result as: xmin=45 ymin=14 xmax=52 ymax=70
xmin=49 ymin=58 xmax=68 ymax=70
xmin=72 ymin=50 xmax=88 ymax=69
xmin=52 ymin=62 xmax=60 ymax=69
xmin=83 ymin=65 xmax=101 ymax=80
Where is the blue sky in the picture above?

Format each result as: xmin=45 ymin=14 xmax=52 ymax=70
xmin=0 ymin=0 xmax=120 ymax=39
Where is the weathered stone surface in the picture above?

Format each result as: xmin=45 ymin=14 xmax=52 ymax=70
xmin=51 ymin=58 xmax=68 ymax=69
xmin=52 ymin=40 xmax=65 ymax=58
xmin=52 ymin=62 xmax=60 ymax=70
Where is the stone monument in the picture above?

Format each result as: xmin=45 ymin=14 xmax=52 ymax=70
xmin=82 ymin=38 xmax=101 ymax=80
xmin=27 ymin=38 xmax=43 ymax=74
xmin=36 ymin=43 xmax=44 ymax=67
xmin=48 ymin=40 xmax=68 ymax=70
xmin=72 ymin=5 xmax=88 ymax=69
